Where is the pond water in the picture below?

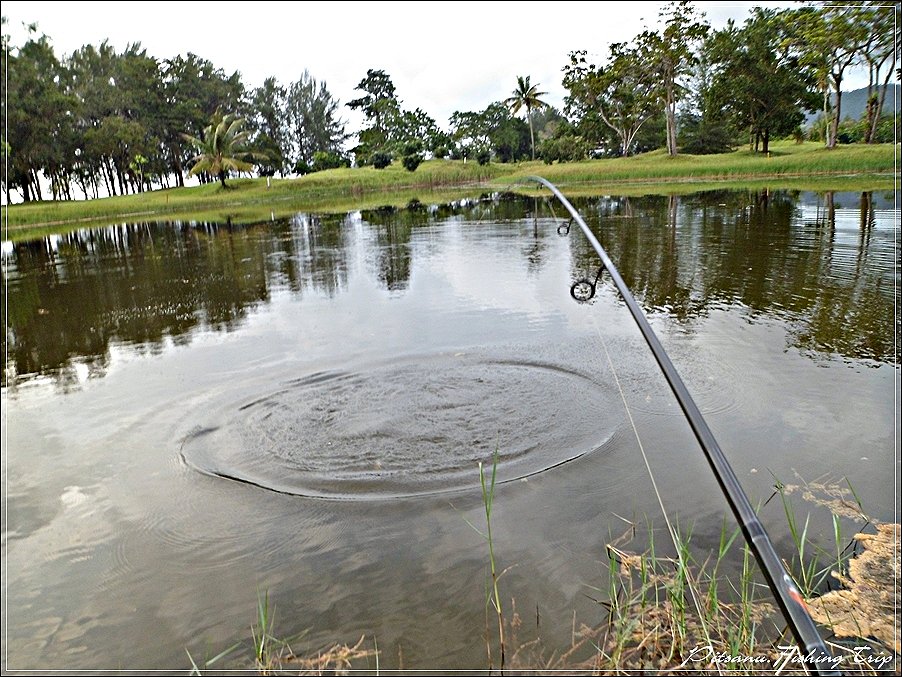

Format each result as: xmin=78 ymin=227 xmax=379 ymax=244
xmin=2 ymin=189 xmax=899 ymax=670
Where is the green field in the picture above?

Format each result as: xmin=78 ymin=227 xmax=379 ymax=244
xmin=3 ymin=141 xmax=897 ymax=241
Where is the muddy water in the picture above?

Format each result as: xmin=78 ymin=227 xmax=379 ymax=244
xmin=2 ymin=190 xmax=898 ymax=670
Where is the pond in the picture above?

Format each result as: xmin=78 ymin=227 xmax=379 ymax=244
xmin=2 ymin=189 xmax=898 ymax=670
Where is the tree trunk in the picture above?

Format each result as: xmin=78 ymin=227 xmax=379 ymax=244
xmin=864 ymin=64 xmax=877 ymax=143
xmin=172 ymin=147 xmax=185 ymax=187
xmin=665 ymin=78 xmax=678 ymax=156
xmin=762 ymin=128 xmax=770 ymax=154
xmin=827 ymin=79 xmax=843 ymax=149
xmin=219 ymin=170 xmax=227 ymax=188
xmin=32 ymin=170 xmax=43 ymax=201
xmin=528 ymin=111 xmax=536 ymax=160
xmin=869 ymin=76 xmax=892 ymax=143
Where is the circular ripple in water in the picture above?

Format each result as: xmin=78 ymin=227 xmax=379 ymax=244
xmin=180 ymin=355 xmax=621 ymax=499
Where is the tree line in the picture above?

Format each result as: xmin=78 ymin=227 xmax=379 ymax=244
xmin=2 ymin=2 xmax=897 ymax=202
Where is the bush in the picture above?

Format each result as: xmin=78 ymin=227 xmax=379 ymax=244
xmin=432 ymin=145 xmax=449 ymax=159
xmin=402 ymin=153 xmax=423 ymax=172
xmin=679 ymin=116 xmax=735 ymax=155
xmin=539 ymin=134 xmax=590 ymax=164
xmin=311 ymin=151 xmax=350 ymax=172
xmin=476 ymin=149 xmax=491 ymax=165
xmin=371 ymin=151 xmax=392 ymax=169
xmin=293 ymin=160 xmax=312 ymax=175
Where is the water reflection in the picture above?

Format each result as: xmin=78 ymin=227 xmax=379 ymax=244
xmin=568 ymin=190 xmax=898 ymax=363
xmin=2 ymin=190 xmax=897 ymax=386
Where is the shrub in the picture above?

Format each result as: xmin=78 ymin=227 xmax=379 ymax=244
xmin=371 ymin=151 xmax=392 ymax=169
xmin=679 ymin=115 xmax=735 ymax=155
xmin=402 ymin=153 xmax=423 ymax=172
xmin=539 ymin=134 xmax=590 ymax=164
xmin=476 ymin=149 xmax=491 ymax=165
xmin=311 ymin=151 xmax=350 ymax=172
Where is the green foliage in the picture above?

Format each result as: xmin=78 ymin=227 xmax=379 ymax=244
xmin=402 ymin=153 xmax=423 ymax=172
xmin=371 ymin=150 xmax=392 ymax=169
xmin=833 ymin=114 xmax=898 ymax=145
xmin=678 ymin=115 xmax=735 ymax=155
xmin=706 ymin=8 xmax=818 ymax=154
xmin=503 ymin=75 xmax=549 ymax=159
xmin=637 ymin=0 xmax=710 ymax=156
xmin=183 ymin=113 xmax=266 ymax=187
xmin=347 ymin=69 xmax=401 ymax=164
xmin=539 ymin=133 xmax=590 ymax=164
xmin=346 ymin=70 xmax=447 ymax=165
xmin=285 ymin=71 xmax=347 ymax=169
xmin=791 ymin=5 xmax=871 ymax=149
xmin=311 ymin=151 xmax=350 ymax=172
xmin=476 ymin=149 xmax=492 ymax=166
xmin=563 ymin=46 xmax=658 ymax=157
xmin=450 ymin=102 xmax=530 ymax=163
xmin=2 ymin=2 xmax=894 ymax=205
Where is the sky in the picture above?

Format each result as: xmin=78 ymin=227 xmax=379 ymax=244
xmin=5 ymin=0 xmax=873 ymax=133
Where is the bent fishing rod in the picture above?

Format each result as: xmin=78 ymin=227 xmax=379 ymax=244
xmin=528 ymin=176 xmax=840 ymax=676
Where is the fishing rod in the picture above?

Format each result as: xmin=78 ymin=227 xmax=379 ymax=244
xmin=528 ymin=176 xmax=841 ymax=676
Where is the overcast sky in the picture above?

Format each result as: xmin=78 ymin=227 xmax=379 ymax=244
xmin=4 ymin=1 xmax=872 ymax=131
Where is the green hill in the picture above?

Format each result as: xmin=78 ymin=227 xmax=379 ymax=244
xmin=805 ymin=85 xmax=900 ymax=125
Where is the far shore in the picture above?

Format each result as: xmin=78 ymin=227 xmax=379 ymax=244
xmin=3 ymin=141 xmax=897 ymax=242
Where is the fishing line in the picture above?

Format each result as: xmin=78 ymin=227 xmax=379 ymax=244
xmin=587 ymin=309 xmax=721 ymax=669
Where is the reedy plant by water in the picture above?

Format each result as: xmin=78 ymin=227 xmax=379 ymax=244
xmin=503 ymin=476 xmax=893 ymax=674
xmin=478 ymin=448 xmax=506 ymax=672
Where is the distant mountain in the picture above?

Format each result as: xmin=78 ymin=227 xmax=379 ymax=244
xmin=804 ymin=84 xmax=900 ymax=125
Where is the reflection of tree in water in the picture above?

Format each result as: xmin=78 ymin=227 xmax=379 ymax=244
xmin=284 ymin=213 xmax=350 ymax=297
xmin=6 ymin=189 xmax=894 ymax=386
xmin=3 ymin=217 xmax=353 ymax=386
xmin=567 ymin=190 xmax=898 ymax=363
xmin=4 ymin=223 xmax=269 ymax=385
xmin=789 ymin=191 xmax=898 ymax=363
xmin=359 ymin=204 xmax=424 ymax=291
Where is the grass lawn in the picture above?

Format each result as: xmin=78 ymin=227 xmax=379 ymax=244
xmin=3 ymin=141 xmax=896 ymax=241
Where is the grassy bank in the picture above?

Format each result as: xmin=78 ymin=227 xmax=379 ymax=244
xmin=3 ymin=141 xmax=896 ymax=241
xmin=502 ymin=140 xmax=897 ymax=186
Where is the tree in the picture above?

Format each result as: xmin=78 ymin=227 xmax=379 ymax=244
xmin=250 ymin=77 xmax=289 ymax=175
xmin=855 ymin=3 xmax=899 ymax=143
xmin=638 ymin=0 xmax=709 ymax=156
xmin=677 ymin=44 xmax=733 ymax=154
xmin=347 ymin=69 xmax=401 ymax=164
xmin=707 ymin=9 xmax=817 ymax=153
xmin=396 ymin=108 xmax=449 ymax=155
xmin=3 ymin=26 xmax=73 ymax=201
xmin=793 ymin=4 xmax=869 ymax=148
xmin=285 ymin=70 xmax=347 ymax=171
xmin=183 ymin=113 xmax=263 ymax=188
xmin=450 ymin=102 xmax=530 ymax=162
xmin=160 ymin=53 xmax=246 ymax=186
xmin=503 ymin=75 xmax=548 ymax=159
xmin=563 ymin=46 xmax=658 ymax=157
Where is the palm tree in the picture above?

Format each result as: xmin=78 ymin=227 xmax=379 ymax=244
xmin=183 ymin=113 xmax=264 ymax=188
xmin=504 ymin=75 xmax=549 ymax=160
